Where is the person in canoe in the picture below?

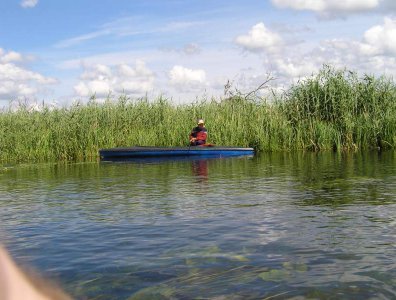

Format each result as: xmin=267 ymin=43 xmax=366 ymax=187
xmin=189 ymin=119 xmax=207 ymax=146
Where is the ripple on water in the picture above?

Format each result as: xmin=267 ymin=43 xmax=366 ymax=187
xmin=1 ymin=153 xmax=396 ymax=299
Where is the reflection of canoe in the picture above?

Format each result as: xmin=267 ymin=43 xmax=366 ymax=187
xmin=99 ymin=146 xmax=254 ymax=160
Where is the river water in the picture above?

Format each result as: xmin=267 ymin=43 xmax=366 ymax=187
xmin=0 ymin=152 xmax=395 ymax=299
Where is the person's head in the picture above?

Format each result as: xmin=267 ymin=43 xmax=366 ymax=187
xmin=197 ymin=119 xmax=204 ymax=127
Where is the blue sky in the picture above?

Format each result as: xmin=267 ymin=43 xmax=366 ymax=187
xmin=1 ymin=0 xmax=396 ymax=106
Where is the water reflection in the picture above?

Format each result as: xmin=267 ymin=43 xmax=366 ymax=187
xmin=191 ymin=159 xmax=208 ymax=181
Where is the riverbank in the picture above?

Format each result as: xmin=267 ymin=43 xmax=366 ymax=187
xmin=1 ymin=66 xmax=396 ymax=162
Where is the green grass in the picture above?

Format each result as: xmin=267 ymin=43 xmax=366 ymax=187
xmin=1 ymin=65 xmax=396 ymax=162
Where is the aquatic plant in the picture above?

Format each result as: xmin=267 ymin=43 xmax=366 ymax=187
xmin=1 ymin=65 xmax=396 ymax=162
xmin=280 ymin=65 xmax=396 ymax=151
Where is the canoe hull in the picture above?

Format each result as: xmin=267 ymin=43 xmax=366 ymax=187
xmin=99 ymin=146 xmax=254 ymax=160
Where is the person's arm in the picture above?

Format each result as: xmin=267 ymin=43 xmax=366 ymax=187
xmin=190 ymin=128 xmax=197 ymax=142
xmin=0 ymin=246 xmax=72 ymax=300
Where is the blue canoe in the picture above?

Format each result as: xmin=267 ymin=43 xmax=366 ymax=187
xmin=99 ymin=146 xmax=254 ymax=160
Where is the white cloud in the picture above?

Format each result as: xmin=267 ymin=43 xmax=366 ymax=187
xmin=272 ymin=57 xmax=318 ymax=80
xmin=54 ymin=17 xmax=140 ymax=48
xmin=183 ymin=43 xmax=201 ymax=55
xmin=74 ymin=60 xmax=155 ymax=98
xmin=265 ymin=18 xmax=396 ymax=84
xmin=80 ymin=64 xmax=112 ymax=81
xmin=160 ymin=21 xmax=207 ymax=33
xmin=271 ymin=0 xmax=379 ymax=12
xmin=74 ymin=80 xmax=112 ymax=98
xmin=0 ymin=51 xmax=23 ymax=63
xmin=169 ymin=65 xmax=206 ymax=91
xmin=359 ymin=17 xmax=396 ymax=56
xmin=381 ymin=1 xmax=396 ymax=11
xmin=235 ymin=23 xmax=283 ymax=53
xmin=55 ymin=30 xmax=110 ymax=48
xmin=316 ymin=18 xmax=396 ymax=62
xmin=159 ymin=43 xmax=202 ymax=57
xmin=271 ymin=0 xmax=396 ymax=16
xmin=20 ymin=0 xmax=38 ymax=8
xmin=0 ymin=63 xmax=54 ymax=84
xmin=54 ymin=17 xmax=205 ymax=49
xmin=0 ymin=48 xmax=57 ymax=100
xmin=229 ymin=14 xmax=396 ymax=91
xmin=118 ymin=61 xmax=153 ymax=78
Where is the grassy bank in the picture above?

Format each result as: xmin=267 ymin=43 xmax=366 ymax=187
xmin=1 ymin=66 xmax=396 ymax=162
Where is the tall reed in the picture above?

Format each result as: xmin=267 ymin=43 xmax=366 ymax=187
xmin=280 ymin=65 xmax=396 ymax=150
xmin=1 ymin=66 xmax=396 ymax=162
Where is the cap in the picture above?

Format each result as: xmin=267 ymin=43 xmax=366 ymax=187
xmin=197 ymin=119 xmax=204 ymax=124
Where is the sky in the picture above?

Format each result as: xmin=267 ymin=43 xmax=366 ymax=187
xmin=1 ymin=0 xmax=396 ymax=106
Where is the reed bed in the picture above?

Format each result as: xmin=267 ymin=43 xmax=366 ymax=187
xmin=1 ymin=66 xmax=396 ymax=162
xmin=280 ymin=66 xmax=396 ymax=151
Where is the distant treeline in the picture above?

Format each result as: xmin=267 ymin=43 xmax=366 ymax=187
xmin=1 ymin=66 xmax=396 ymax=162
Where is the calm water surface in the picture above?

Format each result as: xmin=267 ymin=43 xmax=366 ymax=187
xmin=0 ymin=152 xmax=395 ymax=299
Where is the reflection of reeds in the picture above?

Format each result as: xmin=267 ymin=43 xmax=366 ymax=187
xmin=1 ymin=66 xmax=396 ymax=162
